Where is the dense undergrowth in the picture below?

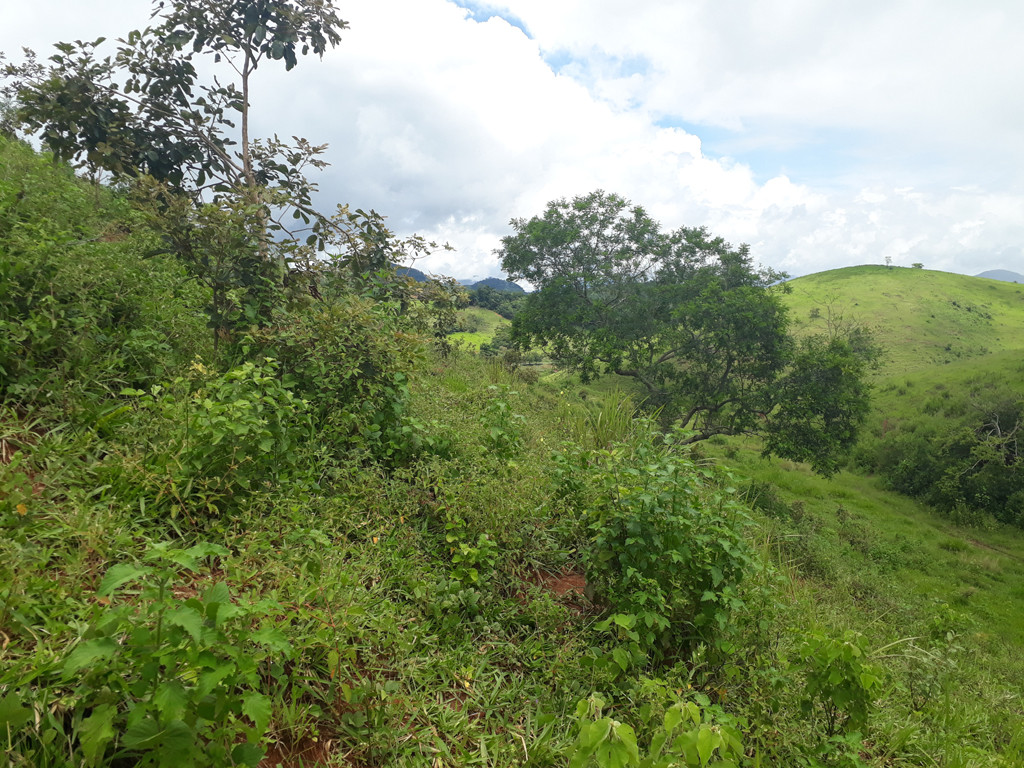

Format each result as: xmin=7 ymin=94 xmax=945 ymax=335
xmin=2 ymin=137 xmax=1024 ymax=767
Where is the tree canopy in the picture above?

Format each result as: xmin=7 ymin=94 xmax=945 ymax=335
xmin=499 ymin=190 xmax=878 ymax=475
xmin=2 ymin=1 xmax=446 ymax=343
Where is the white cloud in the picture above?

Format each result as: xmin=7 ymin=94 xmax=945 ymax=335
xmin=2 ymin=0 xmax=1022 ymax=280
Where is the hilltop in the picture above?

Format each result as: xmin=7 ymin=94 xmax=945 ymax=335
xmin=783 ymin=265 xmax=1024 ymax=375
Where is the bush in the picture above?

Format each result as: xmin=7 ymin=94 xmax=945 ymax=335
xmin=123 ymin=358 xmax=313 ymax=519
xmin=4 ymin=543 xmax=292 ymax=766
xmin=567 ymin=692 xmax=746 ymax=768
xmin=247 ymin=297 xmax=428 ymax=463
xmin=797 ymin=630 xmax=881 ymax=738
xmin=559 ymin=425 xmax=755 ymax=661
xmin=0 ymin=138 xmax=208 ymax=413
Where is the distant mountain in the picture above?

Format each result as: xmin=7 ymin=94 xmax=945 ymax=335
xmin=469 ymin=277 xmax=524 ymax=293
xmin=395 ymin=266 xmax=429 ymax=282
xmin=976 ymin=269 xmax=1024 ymax=283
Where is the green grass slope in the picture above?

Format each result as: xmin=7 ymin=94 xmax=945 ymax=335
xmin=449 ymin=306 xmax=508 ymax=350
xmin=783 ymin=266 xmax=1024 ymax=376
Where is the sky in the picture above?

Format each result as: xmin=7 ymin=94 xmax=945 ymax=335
xmin=2 ymin=0 xmax=1023 ymax=281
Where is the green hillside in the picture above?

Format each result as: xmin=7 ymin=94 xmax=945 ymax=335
xmin=449 ymin=306 xmax=509 ymax=350
xmin=3 ymin=137 xmax=1023 ymax=767
xmin=783 ymin=266 xmax=1024 ymax=375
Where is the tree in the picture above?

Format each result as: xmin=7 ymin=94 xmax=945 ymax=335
xmin=2 ymin=0 xmax=356 ymax=335
xmin=498 ymin=190 xmax=878 ymax=475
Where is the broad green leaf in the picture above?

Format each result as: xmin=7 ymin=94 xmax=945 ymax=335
xmin=0 ymin=693 xmax=34 ymax=730
xmin=582 ymin=717 xmax=612 ymax=749
xmin=122 ymin=717 xmax=160 ymax=750
xmin=696 ymin=725 xmax=717 ymax=766
xmin=78 ymin=703 xmax=116 ymax=765
xmin=153 ymin=680 xmax=188 ymax=722
xmin=157 ymin=720 xmax=195 ymax=768
xmin=241 ymin=691 xmax=272 ymax=734
xmin=166 ymin=606 xmax=204 ymax=643
xmin=613 ymin=722 xmax=640 ymax=764
xmin=232 ymin=741 xmax=265 ymax=767
xmin=612 ymin=613 xmax=637 ymax=629
xmin=64 ymin=638 xmax=119 ymax=675
xmin=203 ymin=581 xmax=231 ymax=606
xmin=663 ymin=704 xmax=682 ymax=735
xmin=97 ymin=564 xmax=151 ymax=596
xmin=251 ymin=626 xmax=291 ymax=654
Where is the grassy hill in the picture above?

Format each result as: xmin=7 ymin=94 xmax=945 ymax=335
xmin=783 ymin=266 xmax=1024 ymax=375
xmin=3 ymin=138 xmax=1024 ymax=767
xmin=449 ymin=306 xmax=509 ymax=350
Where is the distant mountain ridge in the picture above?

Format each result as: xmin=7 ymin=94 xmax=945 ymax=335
xmin=976 ymin=269 xmax=1023 ymax=283
xmin=394 ymin=267 xmax=523 ymax=292
xmin=467 ymin=277 xmax=524 ymax=293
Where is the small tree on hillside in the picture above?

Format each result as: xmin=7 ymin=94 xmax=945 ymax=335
xmin=499 ymin=190 xmax=880 ymax=475
xmin=1 ymin=1 xmax=414 ymax=339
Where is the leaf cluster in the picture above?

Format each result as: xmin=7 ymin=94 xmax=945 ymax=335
xmin=500 ymin=190 xmax=878 ymax=474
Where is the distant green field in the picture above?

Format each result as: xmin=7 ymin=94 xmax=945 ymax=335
xmin=448 ymin=306 xmax=507 ymax=350
xmin=782 ymin=266 xmax=1024 ymax=376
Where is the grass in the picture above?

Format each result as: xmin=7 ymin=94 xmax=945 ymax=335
xmin=449 ymin=306 xmax=508 ymax=350
xmin=4 ymin=137 xmax=1023 ymax=765
xmin=783 ymin=265 xmax=1024 ymax=377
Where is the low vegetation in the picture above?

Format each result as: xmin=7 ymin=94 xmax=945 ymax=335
xmin=2 ymin=3 xmax=1023 ymax=764
xmin=3 ymin=134 xmax=1023 ymax=766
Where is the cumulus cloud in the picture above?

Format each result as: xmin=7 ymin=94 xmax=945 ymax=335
xmin=2 ymin=0 xmax=1021 ymax=279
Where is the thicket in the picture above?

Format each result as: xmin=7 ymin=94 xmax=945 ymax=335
xmin=856 ymin=378 xmax=1024 ymax=528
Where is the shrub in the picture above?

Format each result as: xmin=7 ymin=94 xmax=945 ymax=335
xmin=247 ymin=297 xmax=426 ymax=463
xmin=561 ymin=425 xmax=755 ymax=661
xmin=2 ymin=543 xmax=292 ymax=767
xmin=568 ymin=693 xmax=746 ymax=767
xmin=123 ymin=358 xmax=313 ymax=519
xmin=0 ymin=139 xmax=208 ymax=412
xmin=797 ymin=630 xmax=881 ymax=738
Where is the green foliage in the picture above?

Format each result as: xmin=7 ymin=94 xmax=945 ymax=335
xmin=124 ymin=358 xmax=313 ymax=518
xmin=444 ymin=512 xmax=499 ymax=588
xmin=564 ymin=389 xmax=647 ymax=450
xmin=4 ymin=0 xmax=345 ymax=203
xmin=469 ymin=283 xmax=525 ymax=319
xmin=557 ymin=425 xmax=755 ymax=660
xmin=5 ymin=543 xmax=290 ymax=767
xmin=862 ymin=382 xmax=1024 ymax=527
xmin=248 ymin=296 xmax=430 ymax=463
xmin=764 ymin=330 xmax=879 ymax=476
xmin=568 ymin=693 xmax=746 ymax=768
xmin=796 ymin=630 xmax=881 ymax=738
xmin=0 ymin=138 xmax=208 ymax=410
xmin=132 ymin=180 xmax=279 ymax=346
xmin=479 ymin=384 xmax=525 ymax=461
xmin=499 ymin=190 xmax=877 ymax=474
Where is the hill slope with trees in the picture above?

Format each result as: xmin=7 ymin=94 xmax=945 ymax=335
xmin=2 ymin=2 xmax=1023 ymax=762
xmin=2 ymin=134 xmax=1024 ymax=768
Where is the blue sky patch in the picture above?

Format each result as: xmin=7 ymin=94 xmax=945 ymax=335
xmin=450 ymin=1 xmax=532 ymax=38
xmin=654 ymin=116 xmax=866 ymax=187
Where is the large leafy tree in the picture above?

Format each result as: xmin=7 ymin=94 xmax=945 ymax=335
xmin=0 ymin=1 xmax=398 ymax=338
xmin=499 ymin=190 xmax=878 ymax=475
